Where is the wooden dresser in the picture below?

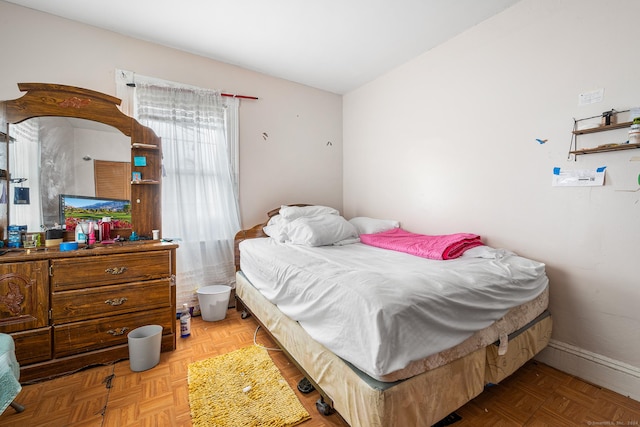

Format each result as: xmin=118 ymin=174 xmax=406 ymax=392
xmin=0 ymin=241 xmax=177 ymax=383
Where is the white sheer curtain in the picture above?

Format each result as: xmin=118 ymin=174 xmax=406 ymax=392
xmin=9 ymin=119 xmax=42 ymax=231
xmin=128 ymin=76 xmax=241 ymax=309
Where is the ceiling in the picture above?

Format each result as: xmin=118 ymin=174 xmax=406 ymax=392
xmin=6 ymin=0 xmax=520 ymax=94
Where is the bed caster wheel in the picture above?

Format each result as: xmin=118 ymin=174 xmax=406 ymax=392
xmin=297 ymin=377 xmax=315 ymax=394
xmin=315 ymin=398 xmax=334 ymax=416
xmin=241 ymin=310 xmax=250 ymax=319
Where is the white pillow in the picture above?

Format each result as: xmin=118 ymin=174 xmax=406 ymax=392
xmin=284 ymin=214 xmax=358 ymax=246
xmin=262 ymin=214 xmax=287 ymax=242
xmin=332 ymin=237 xmax=361 ymax=246
xmin=279 ymin=205 xmax=339 ymax=221
xmin=461 ymin=246 xmax=515 ymax=259
xmin=349 ymin=217 xmax=400 ymax=235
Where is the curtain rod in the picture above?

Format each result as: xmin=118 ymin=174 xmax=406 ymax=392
xmin=221 ymin=93 xmax=258 ymax=100
xmin=126 ymin=82 xmax=258 ymax=100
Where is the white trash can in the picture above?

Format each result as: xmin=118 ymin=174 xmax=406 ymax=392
xmin=128 ymin=325 xmax=163 ymax=372
xmin=197 ymin=285 xmax=231 ymax=321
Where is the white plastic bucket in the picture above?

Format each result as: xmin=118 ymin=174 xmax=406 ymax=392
xmin=197 ymin=285 xmax=231 ymax=322
xmin=127 ymin=325 xmax=163 ymax=372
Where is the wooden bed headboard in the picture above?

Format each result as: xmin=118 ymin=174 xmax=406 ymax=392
xmin=234 ymin=204 xmax=309 ymax=271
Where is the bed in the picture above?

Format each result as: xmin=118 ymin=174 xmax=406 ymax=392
xmin=234 ymin=205 xmax=552 ymax=426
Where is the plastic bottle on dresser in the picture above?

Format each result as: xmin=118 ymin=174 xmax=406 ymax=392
xmin=88 ymin=221 xmax=96 ymax=245
xmin=99 ymin=217 xmax=111 ymax=242
xmin=180 ymin=303 xmax=191 ymax=338
xmin=75 ymin=221 xmax=87 ymax=244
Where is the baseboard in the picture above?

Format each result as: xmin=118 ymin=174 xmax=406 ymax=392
xmin=535 ymin=339 xmax=640 ymax=401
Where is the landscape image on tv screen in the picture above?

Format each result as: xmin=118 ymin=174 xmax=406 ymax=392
xmin=60 ymin=194 xmax=132 ymax=230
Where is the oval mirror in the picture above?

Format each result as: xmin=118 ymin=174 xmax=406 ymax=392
xmin=9 ymin=117 xmax=130 ymax=231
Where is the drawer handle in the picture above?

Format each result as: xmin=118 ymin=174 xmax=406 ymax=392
xmin=105 ymin=297 xmax=128 ymax=306
xmin=105 ymin=267 xmax=128 ymax=275
xmin=106 ymin=327 xmax=129 ymax=336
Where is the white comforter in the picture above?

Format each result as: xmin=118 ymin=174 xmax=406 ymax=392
xmin=239 ymin=238 xmax=548 ymax=380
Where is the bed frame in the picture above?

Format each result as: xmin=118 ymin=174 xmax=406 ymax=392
xmin=234 ymin=206 xmax=552 ymax=426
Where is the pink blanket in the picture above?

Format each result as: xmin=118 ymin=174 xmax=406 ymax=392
xmin=360 ymin=228 xmax=484 ymax=260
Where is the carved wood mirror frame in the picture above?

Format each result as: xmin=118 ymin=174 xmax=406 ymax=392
xmin=0 ymin=83 xmax=162 ymax=241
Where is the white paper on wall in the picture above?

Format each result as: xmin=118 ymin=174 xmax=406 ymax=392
xmin=552 ymin=166 xmax=606 ymax=187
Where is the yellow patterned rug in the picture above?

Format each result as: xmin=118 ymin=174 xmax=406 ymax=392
xmin=188 ymin=346 xmax=311 ymax=427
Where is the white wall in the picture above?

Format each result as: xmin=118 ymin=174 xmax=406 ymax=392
xmin=344 ymin=0 xmax=640 ymax=398
xmin=0 ymin=0 xmax=343 ymax=228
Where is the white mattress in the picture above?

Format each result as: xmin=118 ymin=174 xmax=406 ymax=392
xmin=239 ymin=238 xmax=549 ymax=381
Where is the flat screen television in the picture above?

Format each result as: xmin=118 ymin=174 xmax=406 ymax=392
xmin=59 ymin=194 xmax=132 ymax=231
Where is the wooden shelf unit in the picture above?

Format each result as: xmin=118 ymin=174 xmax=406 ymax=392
xmin=572 ymin=121 xmax=632 ymax=135
xmin=569 ymin=142 xmax=640 ymax=155
xmin=570 ymin=119 xmax=640 ymax=156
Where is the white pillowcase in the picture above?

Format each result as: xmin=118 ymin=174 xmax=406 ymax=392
xmin=348 ymin=217 xmax=400 ymax=235
xmin=461 ymin=246 xmax=515 ymax=259
xmin=279 ymin=205 xmax=339 ymax=220
xmin=283 ymin=214 xmax=359 ymax=247
xmin=263 ymin=205 xmax=361 ymax=246
xmin=263 ymin=214 xmax=287 ymax=242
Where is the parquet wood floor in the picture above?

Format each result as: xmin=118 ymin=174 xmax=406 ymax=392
xmin=2 ymin=308 xmax=639 ymax=426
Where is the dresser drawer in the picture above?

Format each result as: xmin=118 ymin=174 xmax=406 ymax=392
xmin=51 ymin=279 xmax=171 ymax=323
xmin=53 ymin=308 xmax=172 ymax=358
xmin=51 ymin=251 xmax=171 ymax=291
xmin=11 ymin=327 xmax=52 ymax=365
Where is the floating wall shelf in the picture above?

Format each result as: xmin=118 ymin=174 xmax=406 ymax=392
xmin=572 ymin=121 xmax=632 ymax=135
xmin=569 ymin=142 xmax=640 ymax=155
xmin=569 ymin=118 xmax=640 ymax=157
